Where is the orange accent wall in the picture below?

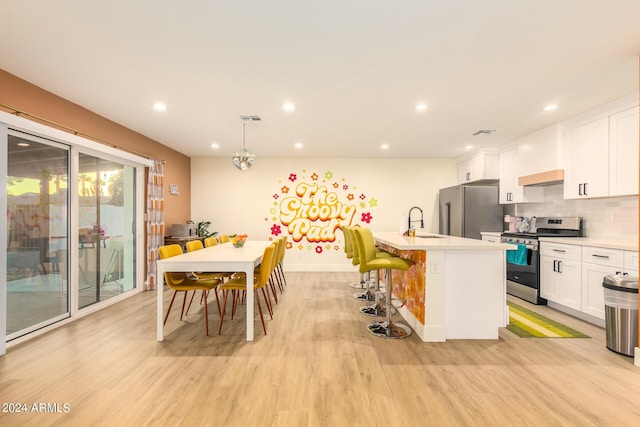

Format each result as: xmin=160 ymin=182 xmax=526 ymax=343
xmin=0 ymin=68 xmax=191 ymax=234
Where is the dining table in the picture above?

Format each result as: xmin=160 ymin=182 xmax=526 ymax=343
xmin=156 ymin=240 xmax=272 ymax=341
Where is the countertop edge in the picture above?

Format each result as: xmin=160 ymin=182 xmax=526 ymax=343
xmin=538 ymin=237 xmax=638 ymax=251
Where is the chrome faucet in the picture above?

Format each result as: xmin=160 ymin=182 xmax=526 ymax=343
xmin=408 ymin=206 xmax=424 ymax=232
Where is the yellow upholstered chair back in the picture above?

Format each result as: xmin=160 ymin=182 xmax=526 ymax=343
xmin=185 ymin=239 xmax=204 ymax=252
xmin=218 ymin=234 xmax=230 ymax=243
xmin=353 ymin=227 xmax=377 ymax=274
xmin=204 ymin=236 xmax=218 ymax=247
xmin=345 ymin=226 xmax=360 ymax=266
xmin=342 ymin=225 xmax=354 ymax=259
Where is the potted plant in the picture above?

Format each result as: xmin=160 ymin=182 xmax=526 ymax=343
xmin=196 ymin=221 xmax=217 ymax=238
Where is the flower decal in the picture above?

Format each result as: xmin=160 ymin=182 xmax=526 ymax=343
xmin=361 ymin=212 xmax=372 ymax=223
xmin=281 ymin=186 xmax=290 ymax=194
xmin=342 ymin=184 xmax=349 ymax=190
xmin=359 ymin=193 xmax=366 ymax=200
xmin=288 ymin=173 xmax=297 ymax=182
xmin=324 ymin=171 xmax=333 ymax=180
xmin=273 ymin=194 xmax=279 ymax=200
xmin=332 ymin=182 xmax=339 ymax=188
xmin=311 ymin=172 xmax=319 ymax=181
xmin=368 ymin=198 xmax=378 ymax=208
xmin=315 ymin=245 xmax=323 ymax=254
xmin=270 ymin=224 xmax=282 ymax=236
xmin=347 ymin=193 xmax=354 ymax=201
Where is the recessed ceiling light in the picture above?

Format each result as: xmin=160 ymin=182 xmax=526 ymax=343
xmin=544 ymin=104 xmax=558 ymax=111
xmin=210 ymin=143 xmax=220 ymax=149
xmin=415 ymin=102 xmax=428 ymax=112
xmin=17 ymin=142 xmax=30 ymax=147
xmin=153 ymin=102 xmax=167 ymax=112
xmin=381 ymin=143 xmax=390 ymax=150
xmin=283 ymin=101 xmax=295 ymax=112
xmin=465 ymin=145 xmax=474 ymax=150
xmin=294 ymin=142 xmax=303 ymax=149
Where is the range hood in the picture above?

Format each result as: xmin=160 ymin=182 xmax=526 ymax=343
xmin=518 ymin=169 xmax=564 ymax=186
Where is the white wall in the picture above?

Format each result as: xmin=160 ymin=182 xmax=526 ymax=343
xmin=191 ymin=157 xmax=458 ymax=271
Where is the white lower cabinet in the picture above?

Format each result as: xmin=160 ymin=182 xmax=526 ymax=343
xmin=542 ymin=243 xmax=638 ymax=323
xmin=581 ymin=262 xmax=617 ymax=319
xmin=540 ymin=242 xmax=582 ymax=310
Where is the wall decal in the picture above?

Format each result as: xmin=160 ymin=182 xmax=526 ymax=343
xmin=267 ymin=168 xmax=379 ymax=255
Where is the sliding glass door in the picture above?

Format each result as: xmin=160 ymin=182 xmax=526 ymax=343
xmin=5 ymin=133 xmax=140 ymax=341
xmin=6 ymin=133 xmax=70 ymax=337
xmin=78 ymin=153 xmax=136 ymax=308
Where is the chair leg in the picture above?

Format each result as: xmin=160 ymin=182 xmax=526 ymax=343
xmin=261 ymin=287 xmax=273 ymax=319
xmin=219 ymin=290 xmax=229 ymax=334
xmin=180 ymin=291 xmax=189 ymax=321
xmin=185 ymin=290 xmax=198 ymax=316
xmin=203 ymin=289 xmax=209 ymax=336
xmin=255 ymin=290 xmax=267 ymax=335
xmin=163 ymin=290 xmax=179 ymax=325
xmin=212 ymin=288 xmax=221 ymax=319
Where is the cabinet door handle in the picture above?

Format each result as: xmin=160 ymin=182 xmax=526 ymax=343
xmin=592 ymin=254 xmax=610 ymax=259
xmin=553 ymin=260 xmax=557 ymax=272
xmin=557 ymin=260 xmax=562 ymax=273
xmin=552 ymin=249 xmax=566 ymax=253
xmin=616 ymin=271 xmax=622 ymax=275
xmin=466 ymin=172 xmax=470 ymax=181
xmin=584 ymin=182 xmax=588 ymax=196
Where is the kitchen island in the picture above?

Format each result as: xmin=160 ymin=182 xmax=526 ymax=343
xmin=374 ymin=231 xmax=513 ymax=341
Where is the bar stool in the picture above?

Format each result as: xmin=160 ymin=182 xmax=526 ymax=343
xmin=344 ymin=225 xmax=392 ymax=302
xmin=353 ymin=227 xmax=414 ymax=339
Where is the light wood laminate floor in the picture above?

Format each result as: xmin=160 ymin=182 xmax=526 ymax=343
xmin=1 ymin=272 xmax=639 ymax=426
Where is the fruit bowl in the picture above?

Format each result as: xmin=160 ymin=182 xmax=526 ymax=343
xmin=230 ymin=234 xmax=248 ymax=248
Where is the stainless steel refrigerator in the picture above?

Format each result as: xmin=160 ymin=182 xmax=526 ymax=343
xmin=438 ymin=185 xmax=503 ymax=240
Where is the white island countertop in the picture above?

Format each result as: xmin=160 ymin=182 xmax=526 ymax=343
xmin=374 ymin=231 xmax=514 ymax=251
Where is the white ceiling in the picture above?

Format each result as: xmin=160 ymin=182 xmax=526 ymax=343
xmin=1 ymin=1 xmax=639 ymax=159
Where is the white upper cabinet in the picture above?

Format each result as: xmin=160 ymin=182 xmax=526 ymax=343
xmin=563 ymin=116 xmax=610 ymax=199
xmin=457 ymin=151 xmax=499 ymax=183
xmin=499 ymin=148 xmax=543 ymax=204
xmin=562 ymin=95 xmax=639 ymax=200
xmin=609 ymin=106 xmax=639 ymax=197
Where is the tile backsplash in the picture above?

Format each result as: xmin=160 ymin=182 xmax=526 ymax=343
xmin=505 ymin=184 xmax=638 ymax=241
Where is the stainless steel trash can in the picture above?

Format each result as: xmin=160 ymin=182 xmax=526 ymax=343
xmin=603 ymin=275 xmax=638 ymax=357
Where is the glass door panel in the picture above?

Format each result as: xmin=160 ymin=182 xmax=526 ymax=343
xmin=78 ymin=154 xmax=135 ymax=308
xmin=6 ymin=134 xmax=69 ymax=337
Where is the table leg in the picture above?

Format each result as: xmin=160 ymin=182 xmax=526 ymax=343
xmin=245 ymin=266 xmax=254 ymax=341
xmin=156 ymin=265 xmax=164 ymax=341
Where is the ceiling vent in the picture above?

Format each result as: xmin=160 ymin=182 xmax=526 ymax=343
xmin=240 ymin=115 xmax=261 ymax=122
xmin=472 ymin=129 xmax=496 ymax=136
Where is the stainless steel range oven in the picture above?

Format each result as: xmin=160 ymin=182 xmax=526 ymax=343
xmin=501 ymin=217 xmax=582 ymax=305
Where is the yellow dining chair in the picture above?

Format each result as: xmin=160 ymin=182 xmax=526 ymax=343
xmin=218 ymin=243 xmax=277 ymax=335
xmin=158 ymin=244 xmax=222 ymax=336
xmin=218 ymin=234 xmax=230 ymax=244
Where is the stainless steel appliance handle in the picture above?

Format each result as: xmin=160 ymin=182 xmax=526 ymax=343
xmin=444 ymin=202 xmax=451 ymax=235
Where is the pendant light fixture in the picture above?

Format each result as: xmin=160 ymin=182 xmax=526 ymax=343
xmin=232 ymin=115 xmax=259 ymax=170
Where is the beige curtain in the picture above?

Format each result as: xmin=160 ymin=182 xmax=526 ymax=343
xmin=146 ymin=159 xmax=164 ymax=290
